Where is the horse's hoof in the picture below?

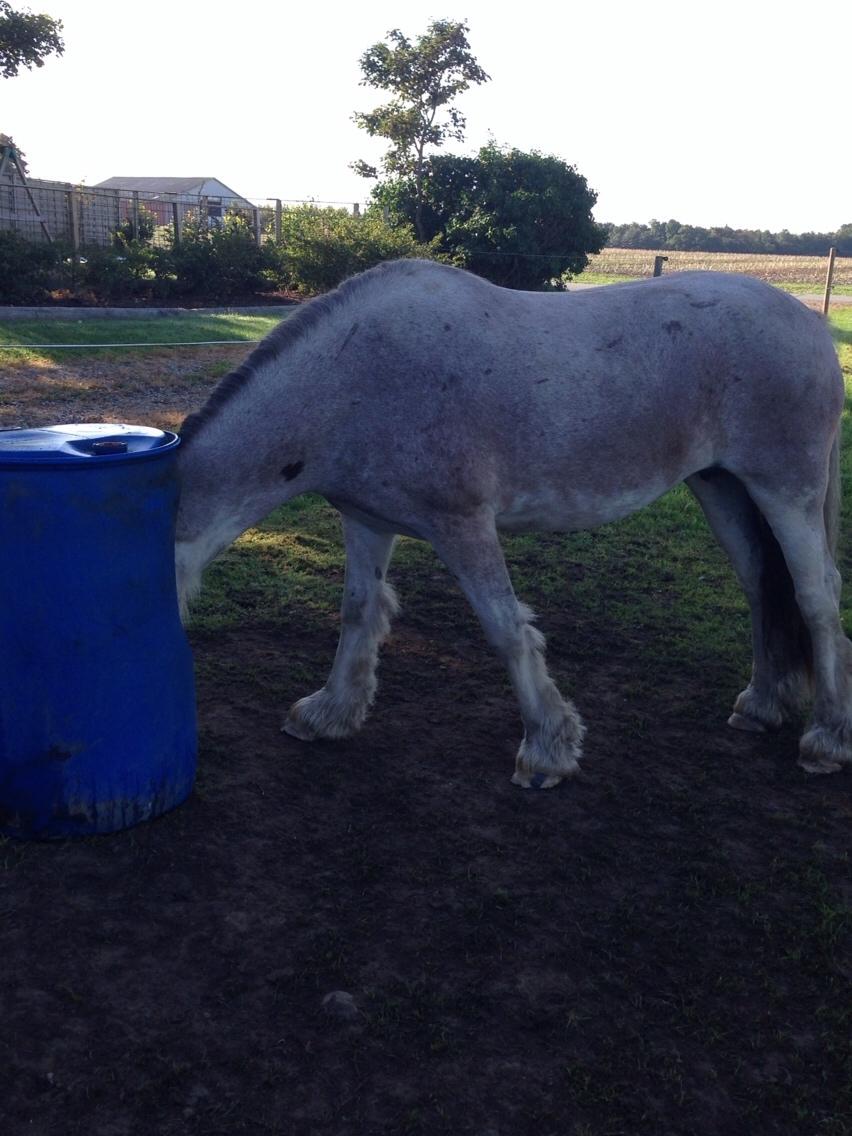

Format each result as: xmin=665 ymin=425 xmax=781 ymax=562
xmin=510 ymin=769 xmax=564 ymax=790
xmin=282 ymin=713 xmax=317 ymax=742
xmin=797 ymin=755 xmax=843 ymax=775
xmin=727 ymin=711 xmax=767 ymax=734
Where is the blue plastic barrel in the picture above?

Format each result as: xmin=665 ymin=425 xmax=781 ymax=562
xmin=0 ymin=423 xmax=197 ymax=838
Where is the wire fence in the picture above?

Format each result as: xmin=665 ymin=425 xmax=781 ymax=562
xmin=0 ymin=172 xmax=365 ymax=250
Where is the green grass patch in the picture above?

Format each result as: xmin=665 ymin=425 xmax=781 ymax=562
xmin=189 ymin=495 xmax=345 ymax=632
xmin=571 ymin=271 xmax=637 ymax=285
xmin=0 ymin=312 xmax=288 ymax=364
xmin=778 ymin=282 xmax=852 ymax=296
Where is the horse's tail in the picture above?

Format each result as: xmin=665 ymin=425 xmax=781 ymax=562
xmin=825 ymin=432 xmax=841 ymax=562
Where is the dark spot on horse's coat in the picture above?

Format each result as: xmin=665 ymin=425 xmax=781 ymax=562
xmin=335 ymin=321 xmax=360 ymax=358
xmin=484 ymin=368 xmax=493 ymax=375
xmin=596 ymin=335 xmax=623 ymax=351
xmin=375 ymin=567 xmax=382 ymax=580
xmin=484 ymin=310 xmax=491 ymax=318
xmin=281 ymin=461 xmax=304 ymax=481
xmin=444 ymin=323 xmax=452 ymax=331
xmin=664 ymin=320 xmax=683 ymax=335
xmin=690 ymin=300 xmax=719 ymax=309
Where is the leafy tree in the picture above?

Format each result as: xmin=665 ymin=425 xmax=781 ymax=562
xmin=834 ymin=224 xmax=852 ymax=257
xmin=373 ymin=143 xmax=607 ymax=290
xmin=352 ymin=19 xmax=489 ymax=241
xmin=0 ymin=2 xmax=63 ymax=78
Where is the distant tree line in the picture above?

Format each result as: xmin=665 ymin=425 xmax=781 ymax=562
xmin=604 ymin=218 xmax=852 ymax=257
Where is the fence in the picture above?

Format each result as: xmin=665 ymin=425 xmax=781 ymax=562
xmin=587 ymin=246 xmax=852 ymax=290
xmin=0 ymin=172 xmax=365 ymax=250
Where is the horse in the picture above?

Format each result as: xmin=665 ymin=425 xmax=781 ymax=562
xmin=175 ymin=258 xmax=849 ymax=788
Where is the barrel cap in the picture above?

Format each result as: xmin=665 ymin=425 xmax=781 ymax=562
xmin=0 ymin=423 xmax=180 ymax=466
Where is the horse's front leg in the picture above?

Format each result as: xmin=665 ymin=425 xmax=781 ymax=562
xmin=431 ymin=513 xmax=585 ymax=789
xmin=283 ymin=517 xmax=398 ymax=741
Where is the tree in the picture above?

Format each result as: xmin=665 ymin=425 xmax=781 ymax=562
xmin=352 ymin=19 xmax=489 ymax=241
xmin=0 ymin=1 xmax=63 ymax=78
xmin=373 ymin=143 xmax=607 ymax=290
xmin=835 ymin=224 xmax=852 ymax=257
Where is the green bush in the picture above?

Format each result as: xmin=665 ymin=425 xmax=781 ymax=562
xmin=0 ymin=230 xmax=61 ymax=302
xmin=373 ymin=144 xmax=606 ymax=290
xmin=268 ymin=205 xmax=423 ymax=294
xmin=152 ymin=214 xmax=271 ymax=301
xmin=0 ymin=207 xmax=427 ymax=306
xmin=78 ymin=239 xmax=155 ymax=302
xmin=113 ymin=204 xmax=157 ymax=246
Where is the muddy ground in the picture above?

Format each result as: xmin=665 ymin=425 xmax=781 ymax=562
xmin=1 ymin=349 xmax=850 ymax=1136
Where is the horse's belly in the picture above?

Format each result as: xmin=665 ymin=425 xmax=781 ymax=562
xmin=495 ymin=480 xmax=672 ymax=533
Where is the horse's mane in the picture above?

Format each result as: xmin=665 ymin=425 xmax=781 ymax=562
xmin=179 ymin=258 xmax=430 ymax=444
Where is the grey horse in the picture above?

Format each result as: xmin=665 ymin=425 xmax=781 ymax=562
xmin=175 ymin=259 xmax=848 ymax=788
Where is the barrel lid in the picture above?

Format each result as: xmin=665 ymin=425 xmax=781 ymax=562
xmin=0 ymin=423 xmax=180 ymax=466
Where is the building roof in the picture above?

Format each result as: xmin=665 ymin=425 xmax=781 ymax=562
xmin=94 ymin=176 xmax=248 ymax=201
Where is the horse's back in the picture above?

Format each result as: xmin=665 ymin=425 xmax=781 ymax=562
xmin=354 ymin=262 xmax=837 ymax=399
xmin=322 ymin=263 xmax=842 ymax=529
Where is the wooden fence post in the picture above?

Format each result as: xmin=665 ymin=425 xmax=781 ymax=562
xmin=353 ymin=202 xmax=360 ymax=217
xmin=172 ymin=200 xmax=182 ymax=246
xmin=653 ymin=255 xmax=668 ymax=277
xmin=274 ymin=198 xmax=282 ymax=245
xmin=822 ymin=247 xmax=837 ymax=316
xmin=68 ymin=186 xmax=81 ymax=256
xmin=253 ymin=207 xmax=261 ymax=247
xmin=131 ymin=190 xmax=140 ymax=240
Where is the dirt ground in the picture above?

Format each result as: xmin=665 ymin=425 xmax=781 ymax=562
xmin=2 ymin=350 xmax=851 ymax=1135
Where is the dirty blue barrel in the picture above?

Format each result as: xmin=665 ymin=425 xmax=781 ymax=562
xmin=0 ymin=423 xmax=197 ymax=839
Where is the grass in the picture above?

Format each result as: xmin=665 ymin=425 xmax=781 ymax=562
xmin=0 ymin=312 xmax=287 ymax=365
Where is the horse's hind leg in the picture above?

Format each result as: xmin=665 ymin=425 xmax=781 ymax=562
xmin=430 ymin=513 xmax=585 ymax=789
xmin=283 ymin=517 xmax=398 ymax=741
xmin=687 ymin=470 xmax=811 ymax=732
xmin=743 ymin=484 xmax=852 ymax=773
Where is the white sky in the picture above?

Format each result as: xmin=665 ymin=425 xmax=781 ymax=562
xmin=6 ymin=0 xmax=851 ymax=232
